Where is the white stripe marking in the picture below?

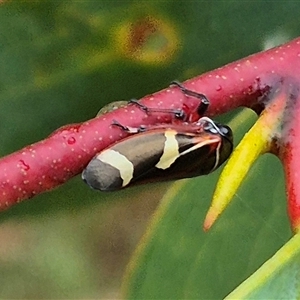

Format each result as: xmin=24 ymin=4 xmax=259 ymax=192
xmin=179 ymin=137 xmax=220 ymax=172
xmin=156 ymin=130 xmax=179 ymax=169
xmin=97 ymin=149 xmax=134 ymax=187
xmin=179 ymin=138 xmax=219 ymax=156
xmin=211 ymin=140 xmax=221 ymax=172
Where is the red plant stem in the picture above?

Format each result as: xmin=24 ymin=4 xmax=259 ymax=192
xmin=280 ymin=92 xmax=300 ymax=232
xmin=1 ymin=37 xmax=300 ymax=210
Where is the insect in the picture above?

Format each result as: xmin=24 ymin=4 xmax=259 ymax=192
xmin=82 ymin=82 xmax=232 ymax=191
xmin=82 ymin=117 xmax=233 ymax=191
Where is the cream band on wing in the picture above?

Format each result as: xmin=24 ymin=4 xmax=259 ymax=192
xmin=97 ymin=149 xmax=134 ymax=187
xmin=155 ymin=130 xmax=180 ymax=170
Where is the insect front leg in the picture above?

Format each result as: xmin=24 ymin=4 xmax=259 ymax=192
xmin=111 ymin=119 xmax=147 ymax=134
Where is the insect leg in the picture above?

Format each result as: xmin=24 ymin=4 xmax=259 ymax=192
xmin=111 ymin=119 xmax=147 ymax=134
xmin=129 ymin=99 xmax=186 ymax=120
xmin=170 ymin=81 xmax=210 ymax=115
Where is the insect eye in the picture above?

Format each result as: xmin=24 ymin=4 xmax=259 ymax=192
xmin=223 ymin=126 xmax=233 ymax=140
xmin=218 ymin=125 xmax=231 ymax=136
xmin=217 ymin=125 xmax=233 ymax=145
xmin=201 ymin=119 xmax=232 ymax=139
xmin=204 ymin=122 xmax=218 ymax=134
xmin=202 ymin=120 xmax=218 ymax=134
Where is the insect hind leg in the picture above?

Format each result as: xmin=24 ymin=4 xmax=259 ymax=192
xmin=170 ymin=81 xmax=210 ymax=115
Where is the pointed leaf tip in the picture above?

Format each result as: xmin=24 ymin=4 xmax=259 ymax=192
xmin=203 ymin=207 xmax=219 ymax=231
xmin=205 ymin=89 xmax=287 ymax=230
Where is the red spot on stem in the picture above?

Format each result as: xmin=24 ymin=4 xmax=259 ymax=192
xmin=18 ymin=160 xmax=30 ymax=171
xmin=67 ymin=137 xmax=76 ymax=145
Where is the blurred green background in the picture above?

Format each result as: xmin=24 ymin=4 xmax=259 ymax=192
xmin=0 ymin=1 xmax=299 ymax=299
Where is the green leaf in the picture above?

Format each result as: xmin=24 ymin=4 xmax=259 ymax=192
xmin=1 ymin=1 xmax=300 ymax=298
xmin=226 ymin=233 xmax=300 ymax=299
xmin=123 ymin=112 xmax=292 ymax=299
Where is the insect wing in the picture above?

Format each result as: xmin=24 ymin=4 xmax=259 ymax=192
xmin=146 ymin=133 xmax=222 ymax=181
xmin=82 ymin=128 xmax=224 ymax=191
xmin=82 ymin=130 xmax=166 ymax=191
